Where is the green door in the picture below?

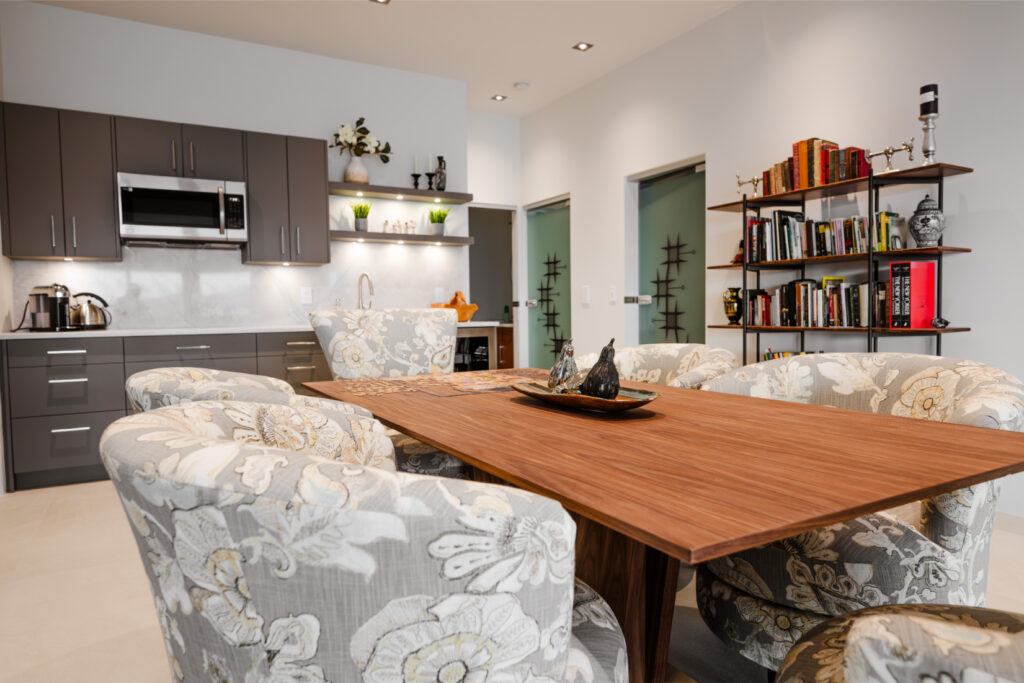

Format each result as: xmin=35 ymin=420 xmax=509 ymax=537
xmin=527 ymin=203 xmax=571 ymax=367
xmin=638 ymin=167 xmax=706 ymax=344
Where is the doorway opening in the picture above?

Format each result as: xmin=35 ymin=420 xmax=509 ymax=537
xmin=462 ymin=207 xmax=515 ymax=371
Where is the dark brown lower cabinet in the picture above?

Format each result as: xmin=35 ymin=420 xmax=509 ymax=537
xmin=2 ymin=330 xmax=334 ymax=491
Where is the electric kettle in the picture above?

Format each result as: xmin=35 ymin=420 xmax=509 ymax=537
xmin=70 ymin=292 xmax=112 ymax=329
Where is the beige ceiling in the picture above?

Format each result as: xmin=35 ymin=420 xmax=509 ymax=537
xmin=41 ymin=0 xmax=736 ymax=116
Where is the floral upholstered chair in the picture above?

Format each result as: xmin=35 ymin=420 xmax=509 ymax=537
xmin=778 ymin=604 xmax=1024 ymax=683
xmin=695 ymin=353 xmax=1024 ymax=671
xmin=100 ymin=401 xmax=628 ymax=682
xmin=125 ymin=366 xmax=370 ymax=416
xmin=310 ymin=307 xmax=469 ymax=479
xmin=576 ymin=343 xmax=738 ymax=389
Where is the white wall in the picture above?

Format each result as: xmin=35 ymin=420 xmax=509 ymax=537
xmin=0 ymin=2 xmax=470 ymax=326
xmin=521 ymin=1 xmax=1024 ymax=514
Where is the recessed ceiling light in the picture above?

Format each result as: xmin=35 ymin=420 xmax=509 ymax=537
xmin=63 ymin=257 xmax=72 ymax=262
xmin=434 ymin=198 xmax=441 ymax=203
xmin=435 ymin=242 xmax=442 ymax=246
xmin=357 ymin=238 xmax=365 ymax=243
xmin=491 ymin=94 xmax=507 ymax=102
xmin=572 ymin=42 xmax=595 ymax=52
xmin=396 ymin=195 xmax=404 ymax=200
xmin=282 ymin=262 xmax=290 ymax=267
xmin=513 ymin=82 xmax=530 ymax=90
xmin=369 ymin=0 xmax=390 ymax=4
xmin=397 ymin=240 xmax=404 ymax=245
xmin=356 ymin=191 xmax=364 ymax=197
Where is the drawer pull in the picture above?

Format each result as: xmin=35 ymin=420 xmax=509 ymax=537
xmin=175 ymin=345 xmax=212 ymax=351
xmin=286 ymin=365 xmax=317 ymax=371
xmin=46 ymin=349 xmax=88 ymax=355
xmin=51 ymin=426 xmax=91 ymax=434
xmin=285 ymin=341 xmax=317 ymax=346
xmin=48 ymin=377 xmax=89 ymax=384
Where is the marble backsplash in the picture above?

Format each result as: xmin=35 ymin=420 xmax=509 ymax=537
xmin=10 ymin=240 xmax=469 ymax=331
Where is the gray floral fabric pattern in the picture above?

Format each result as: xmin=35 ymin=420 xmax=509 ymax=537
xmin=777 ymin=604 xmax=1024 ymax=683
xmin=310 ymin=307 xmax=457 ymax=380
xmin=576 ymin=343 xmax=737 ymax=389
xmin=698 ymin=353 xmax=1024 ymax=671
xmin=126 ymin=366 xmax=373 ymax=418
xmin=310 ymin=307 xmax=469 ymax=480
xmin=100 ymin=400 xmax=626 ymax=682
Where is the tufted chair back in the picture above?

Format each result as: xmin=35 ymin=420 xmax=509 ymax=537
xmin=704 ymin=352 xmax=1024 ymax=602
xmin=310 ymin=308 xmax=457 ymax=380
xmin=100 ymin=400 xmax=586 ymax=682
xmin=576 ymin=343 xmax=738 ymax=388
xmin=125 ymin=366 xmax=371 ymax=418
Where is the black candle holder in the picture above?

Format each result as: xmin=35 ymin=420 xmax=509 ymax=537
xmin=425 ymin=173 xmax=436 ymax=191
xmin=411 ymin=173 xmax=422 ymax=189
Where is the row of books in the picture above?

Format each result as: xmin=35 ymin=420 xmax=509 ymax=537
xmin=746 ymin=279 xmax=887 ymax=328
xmin=762 ymin=350 xmax=824 ymax=361
xmin=745 ymin=210 xmax=908 ymax=263
xmin=760 ymin=138 xmax=870 ymax=196
xmin=743 ymin=262 xmax=936 ymax=329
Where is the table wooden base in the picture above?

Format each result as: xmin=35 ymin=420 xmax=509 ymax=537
xmin=472 ymin=467 xmax=679 ymax=683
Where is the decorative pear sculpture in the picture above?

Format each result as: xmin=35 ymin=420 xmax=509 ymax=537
xmin=579 ymin=338 xmax=620 ymax=399
xmin=548 ymin=338 xmax=579 ymax=388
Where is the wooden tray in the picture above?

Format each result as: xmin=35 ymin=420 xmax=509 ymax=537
xmin=511 ymin=382 xmax=659 ymax=413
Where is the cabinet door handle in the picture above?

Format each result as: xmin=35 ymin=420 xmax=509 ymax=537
xmin=175 ymin=344 xmax=211 ymax=351
xmin=50 ymin=215 xmax=56 ymax=248
xmin=189 ymin=141 xmax=195 ymax=173
xmin=286 ymin=365 xmax=317 ymax=371
xmin=46 ymin=349 xmax=87 ymax=355
xmin=48 ymin=377 xmax=88 ymax=384
xmin=171 ymin=139 xmax=177 ymax=171
xmin=72 ymin=216 xmax=78 ymax=249
xmin=285 ymin=341 xmax=316 ymax=346
xmin=51 ymin=426 xmax=91 ymax=434
xmin=280 ymin=226 xmax=286 ymax=255
xmin=295 ymin=226 xmax=302 ymax=255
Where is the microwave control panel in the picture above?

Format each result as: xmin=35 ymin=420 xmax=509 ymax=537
xmin=225 ymin=195 xmax=245 ymax=231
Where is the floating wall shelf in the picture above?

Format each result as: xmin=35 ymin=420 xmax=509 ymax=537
xmin=329 ymin=230 xmax=474 ymax=247
xmin=328 ymin=181 xmax=473 ymax=205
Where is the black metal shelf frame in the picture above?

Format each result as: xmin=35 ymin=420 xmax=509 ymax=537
xmin=736 ymin=170 xmax=951 ymax=362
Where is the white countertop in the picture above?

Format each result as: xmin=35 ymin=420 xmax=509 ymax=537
xmin=0 ymin=320 xmax=509 ymax=340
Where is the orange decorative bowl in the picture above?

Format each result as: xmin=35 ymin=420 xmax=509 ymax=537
xmin=431 ymin=302 xmax=478 ymax=322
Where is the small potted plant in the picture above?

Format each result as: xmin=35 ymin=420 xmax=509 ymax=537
xmin=429 ymin=207 xmax=449 ymax=236
xmin=331 ymin=117 xmax=391 ymax=184
xmin=351 ymin=202 xmax=371 ymax=232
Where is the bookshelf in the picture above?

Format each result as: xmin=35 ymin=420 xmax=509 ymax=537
xmin=709 ymin=163 xmax=972 ymax=361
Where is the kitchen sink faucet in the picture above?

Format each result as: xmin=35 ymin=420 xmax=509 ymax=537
xmin=358 ymin=272 xmax=374 ymax=310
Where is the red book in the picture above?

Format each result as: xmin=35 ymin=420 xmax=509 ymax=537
xmin=905 ymin=261 xmax=936 ymax=328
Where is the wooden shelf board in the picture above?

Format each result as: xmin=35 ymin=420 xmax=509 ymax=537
xmin=708 ymin=163 xmax=973 ymax=212
xmin=707 ymin=263 xmax=742 ymax=270
xmin=329 ymin=230 xmax=473 ymax=246
xmin=709 ymin=325 xmax=970 ymax=334
xmin=328 ymin=181 xmax=473 ymax=205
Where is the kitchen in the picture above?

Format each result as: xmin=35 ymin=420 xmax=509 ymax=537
xmin=0 ymin=3 xmax=520 ymax=491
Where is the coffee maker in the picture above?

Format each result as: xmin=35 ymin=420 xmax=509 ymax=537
xmin=25 ymin=284 xmax=73 ymax=331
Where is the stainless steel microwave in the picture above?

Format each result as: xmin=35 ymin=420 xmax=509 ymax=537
xmin=117 ymin=173 xmax=247 ymax=243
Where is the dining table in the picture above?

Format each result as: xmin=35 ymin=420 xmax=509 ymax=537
xmin=305 ymin=368 xmax=1024 ymax=683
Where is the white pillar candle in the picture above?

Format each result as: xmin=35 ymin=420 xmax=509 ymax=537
xmin=413 ymin=156 xmax=418 ymax=173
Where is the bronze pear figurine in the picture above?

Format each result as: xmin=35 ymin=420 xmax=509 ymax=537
xmin=580 ymin=338 xmax=620 ymax=399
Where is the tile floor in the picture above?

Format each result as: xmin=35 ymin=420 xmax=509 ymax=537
xmin=1 ymin=481 xmax=1022 ymax=682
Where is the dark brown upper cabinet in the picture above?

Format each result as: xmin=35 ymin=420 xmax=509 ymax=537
xmin=115 ymin=117 xmax=243 ymax=181
xmin=59 ymin=110 xmax=119 ymax=260
xmin=243 ymin=132 xmax=291 ymax=264
xmin=243 ymin=134 xmax=329 ymax=265
xmin=114 ymin=116 xmax=183 ymax=177
xmin=2 ymin=104 xmax=119 ymax=260
xmin=286 ymin=136 xmax=330 ymax=265
xmin=182 ymin=124 xmax=244 ymax=181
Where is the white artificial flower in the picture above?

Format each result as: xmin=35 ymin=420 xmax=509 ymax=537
xmin=340 ymin=125 xmax=357 ymax=144
xmin=364 ymin=134 xmax=379 ymax=151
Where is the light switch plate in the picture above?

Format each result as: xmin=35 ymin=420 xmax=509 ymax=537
xmin=609 ymin=286 xmax=617 ymax=303
xmin=582 ymin=285 xmax=591 ymax=306
xmin=300 ymin=287 xmax=313 ymax=305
